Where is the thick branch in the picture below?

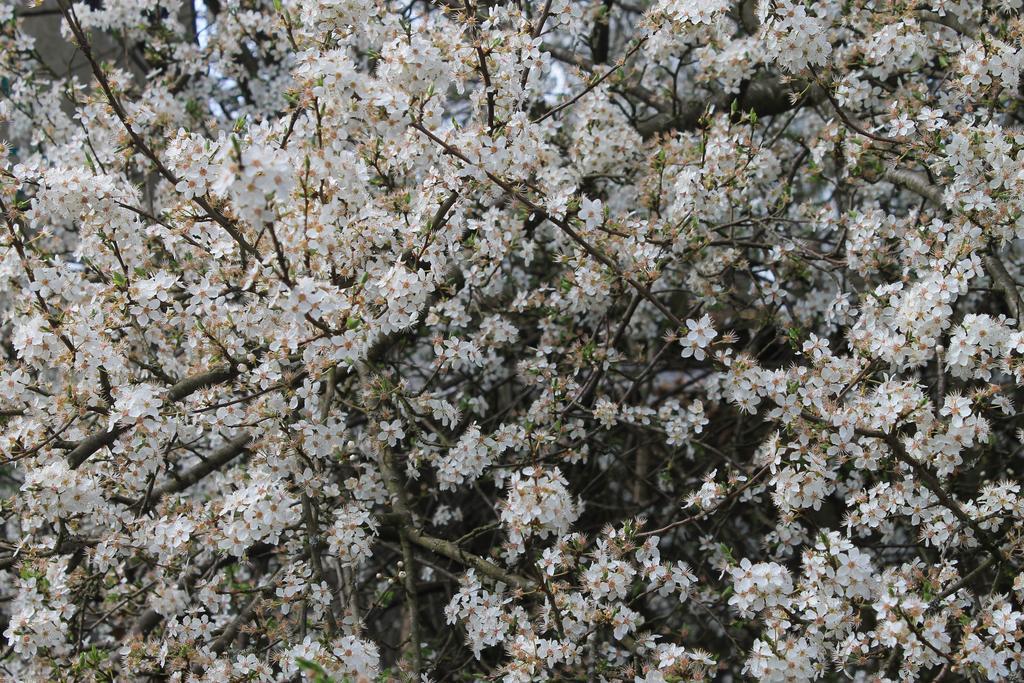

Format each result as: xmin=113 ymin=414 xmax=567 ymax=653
xmin=66 ymin=366 xmax=239 ymax=469
xmin=403 ymin=527 xmax=535 ymax=591
xmin=147 ymin=433 xmax=253 ymax=503
xmin=637 ymin=75 xmax=822 ymax=137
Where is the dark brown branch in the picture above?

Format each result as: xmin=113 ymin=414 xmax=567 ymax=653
xmin=67 ymin=366 xmax=239 ymax=469
xmin=147 ymin=433 xmax=253 ymax=503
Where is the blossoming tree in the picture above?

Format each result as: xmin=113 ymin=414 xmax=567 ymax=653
xmin=1 ymin=0 xmax=1024 ymax=679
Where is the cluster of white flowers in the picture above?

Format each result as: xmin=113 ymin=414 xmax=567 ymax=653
xmin=325 ymin=503 xmax=377 ymax=565
xmin=20 ymin=460 xmax=103 ymax=526
xmin=2 ymin=562 xmax=75 ymax=659
xmin=145 ymin=515 xmax=196 ymax=561
xmin=958 ymin=40 xmax=1024 ymax=94
xmin=499 ymin=467 xmax=578 ymax=558
xmin=729 ymin=558 xmax=794 ymax=616
xmin=434 ymin=423 xmax=501 ymax=490
xmin=217 ymin=470 xmax=302 ymax=556
xmin=444 ymin=570 xmax=514 ymax=658
xmin=679 ymin=314 xmax=717 ymax=361
xmin=109 ymin=383 xmax=163 ymax=431
xmin=281 ymin=633 xmax=381 ymax=681
xmin=758 ymin=0 xmax=833 ymax=72
xmin=445 ymin=525 xmax=706 ymax=672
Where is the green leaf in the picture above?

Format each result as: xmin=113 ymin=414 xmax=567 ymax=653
xmin=295 ymin=657 xmax=335 ymax=683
